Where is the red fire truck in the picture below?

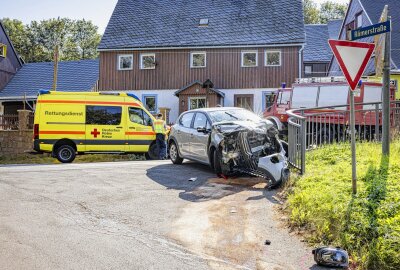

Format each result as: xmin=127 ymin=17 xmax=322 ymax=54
xmin=264 ymin=77 xmax=396 ymax=141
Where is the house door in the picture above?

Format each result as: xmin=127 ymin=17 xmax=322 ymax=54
xmin=234 ymin=94 xmax=254 ymax=111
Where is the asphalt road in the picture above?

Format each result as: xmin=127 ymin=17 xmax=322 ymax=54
xmin=0 ymin=160 xmax=324 ymax=270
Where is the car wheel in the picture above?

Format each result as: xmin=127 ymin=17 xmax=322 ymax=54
xmin=169 ymin=141 xmax=183 ymax=164
xmin=213 ymin=149 xmax=222 ymax=174
xmin=145 ymin=143 xmax=158 ymax=160
xmin=55 ymin=145 xmax=76 ymax=163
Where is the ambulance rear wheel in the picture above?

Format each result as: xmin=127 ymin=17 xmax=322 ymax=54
xmin=55 ymin=145 xmax=76 ymax=163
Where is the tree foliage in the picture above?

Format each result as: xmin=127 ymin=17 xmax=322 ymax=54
xmin=303 ymin=0 xmax=347 ymax=24
xmin=2 ymin=17 xmax=101 ymax=63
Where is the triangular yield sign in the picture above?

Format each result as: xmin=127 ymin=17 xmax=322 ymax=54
xmin=329 ymin=40 xmax=375 ymax=90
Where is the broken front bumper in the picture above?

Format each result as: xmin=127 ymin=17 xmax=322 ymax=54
xmin=257 ymin=152 xmax=290 ymax=186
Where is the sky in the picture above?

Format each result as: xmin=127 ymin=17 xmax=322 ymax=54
xmin=1 ymin=0 xmax=350 ymax=34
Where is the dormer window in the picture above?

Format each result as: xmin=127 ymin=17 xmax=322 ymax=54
xmin=0 ymin=43 xmax=6 ymax=58
xmin=199 ymin=18 xmax=209 ymax=27
xmin=356 ymin=12 xmax=363 ymax=28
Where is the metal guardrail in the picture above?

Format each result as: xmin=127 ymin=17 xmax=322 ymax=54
xmin=287 ymin=100 xmax=400 ymax=174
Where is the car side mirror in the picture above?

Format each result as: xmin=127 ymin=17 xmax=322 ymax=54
xmin=197 ymin=127 xmax=207 ymax=133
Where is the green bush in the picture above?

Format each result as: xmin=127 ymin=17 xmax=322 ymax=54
xmin=287 ymin=141 xmax=400 ymax=269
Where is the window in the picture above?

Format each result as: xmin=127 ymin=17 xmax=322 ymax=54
xmin=305 ymin=65 xmax=312 ymax=75
xmin=277 ymin=91 xmax=291 ymax=105
xmin=118 ymin=54 xmax=133 ymax=70
xmin=143 ymin=95 xmax=157 ymax=113
xmin=128 ymin=107 xmax=152 ymax=126
xmin=234 ymin=94 xmax=254 ymax=111
xmin=140 ymin=53 xmax=156 ymax=69
xmin=241 ymin=51 xmax=258 ymax=67
xmin=263 ymin=92 xmax=276 ymax=111
xmin=265 ymin=50 xmax=281 ymax=66
xmin=317 ymin=86 xmax=348 ymax=110
xmin=346 ymin=21 xmax=355 ymax=40
xmin=363 ymin=86 xmax=382 ymax=110
xmin=179 ymin=113 xmax=194 ymax=128
xmin=0 ymin=43 xmax=6 ymax=58
xmin=190 ymin=52 xmax=206 ymax=68
xmin=189 ymin=97 xmax=206 ymax=110
xmin=199 ymin=18 xmax=209 ymax=27
xmin=86 ymin=106 xmax=122 ymax=125
xmin=356 ymin=12 xmax=363 ymax=29
xmin=193 ymin=113 xmax=208 ymax=129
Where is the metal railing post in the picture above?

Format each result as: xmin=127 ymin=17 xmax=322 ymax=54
xmin=300 ymin=111 xmax=306 ymax=174
xmin=375 ymin=104 xmax=380 ymax=141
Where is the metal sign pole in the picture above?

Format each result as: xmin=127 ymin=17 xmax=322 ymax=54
xmin=382 ymin=14 xmax=391 ymax=156
xmin=350 ymin=89 xmax=357 ymax=194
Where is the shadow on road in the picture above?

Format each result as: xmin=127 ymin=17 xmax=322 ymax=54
xmin=146 ymin=161 xmax=280 ymax=203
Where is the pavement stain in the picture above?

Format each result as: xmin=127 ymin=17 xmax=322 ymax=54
xmin=171 ymin=176 xmax=283 ymax=270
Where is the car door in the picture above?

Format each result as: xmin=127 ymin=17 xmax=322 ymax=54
xmin=176 ymin=112 xmax=195 ymax=158
xmin=126 ymin=106 xmax=155 ymax=152
xmin=190 ymin=112 xmax=211 ymax=163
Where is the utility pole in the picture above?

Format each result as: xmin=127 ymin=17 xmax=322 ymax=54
xmin=382 ymin=8 xmax=391 ymax=156
xmin=53 ymin=45 xmax=59 ymax=91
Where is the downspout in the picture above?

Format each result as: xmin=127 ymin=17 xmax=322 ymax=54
xmin=298 ymin=44 xmax=305 ymax=79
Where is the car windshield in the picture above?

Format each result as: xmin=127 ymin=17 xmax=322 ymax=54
xmin=208 ymin=109 xmax=261 ymax=123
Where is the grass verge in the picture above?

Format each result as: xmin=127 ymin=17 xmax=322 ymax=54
xmin=0 ymin=153 xmax=145 ymax=165
xmin=285 ymin=141 xmax=400 ymax=270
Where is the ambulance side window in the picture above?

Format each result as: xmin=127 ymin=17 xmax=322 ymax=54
xmin=129 ymin=107 xmax=153 ymax=126
xmin=86 ymin=106 xmax=122 ymax=125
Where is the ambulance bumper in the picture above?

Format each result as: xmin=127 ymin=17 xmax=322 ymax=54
xmin=33 ymin=139 xmax=42 ymax=152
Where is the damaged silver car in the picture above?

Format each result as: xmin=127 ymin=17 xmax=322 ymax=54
xmin=168 ymin=107 xmax=290 ymax=187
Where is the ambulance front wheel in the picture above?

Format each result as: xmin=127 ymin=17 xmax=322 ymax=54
xmin=145 ymin=143 xmax=158 ymax=160
xmin=55 ymin=145 xmax=76 ymax=163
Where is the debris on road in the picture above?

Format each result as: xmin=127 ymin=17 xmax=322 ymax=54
xmin=312 ymin=246 xmax=349 ymax=268
xmin=188 ymin=177 xmax=197 ymax=182
xmin=264 ymin=240 xmax=271 ymax=245
xmin=230 ymin=207 xmax=237 ymax=213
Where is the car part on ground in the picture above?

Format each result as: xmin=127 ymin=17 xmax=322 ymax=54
xmin=211 ymin=120 xmax=289 ymax=188
xmin=312 ymin=246 xmax=349 ymax=268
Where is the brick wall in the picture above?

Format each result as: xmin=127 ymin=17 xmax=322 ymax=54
xmin=0 ymin=130 xmax=33 ymax=157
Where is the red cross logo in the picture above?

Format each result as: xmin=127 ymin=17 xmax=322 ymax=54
xmin=91 ymin=128 xmax=100 ymax=138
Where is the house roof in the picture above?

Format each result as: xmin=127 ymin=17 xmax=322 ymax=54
xmin=99 ymin=0 xmax=305 ymax=50
xmin=304 ymin=25 xmax=332 ymax=62
xmin=0 ymin=59 xmax=99 ymax=100
xmin=0 ymin=20 xmax=23 ymax=67
xmin=174 ymin=80 xmax=225 ymax=97
xmin=327 ymin=19 xmax=343 ymax=39
xmin=359 ymin=0 xmax=400 ymax=68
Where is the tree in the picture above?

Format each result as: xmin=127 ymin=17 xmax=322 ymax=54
xmin=70 ymin=19 xmax=101 ymax=60
xmin=1 ymin=17 xmax=102 ymax=63
xmin=303 ymin=0 xmax=320 ymax=24
xmin=302 ymin=0 xmax=347 ymax=24
xmin=319 ymin=1 xmax=347 ymax=24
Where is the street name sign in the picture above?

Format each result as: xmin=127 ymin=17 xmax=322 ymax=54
xmin=351 ymin=21 xmax=391 ymax=41
xmin=328 ymin=40 xmax=375 ymax=90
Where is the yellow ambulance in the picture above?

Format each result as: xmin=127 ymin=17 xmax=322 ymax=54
xmin=33 ymin=91 xmax=158 ymax=163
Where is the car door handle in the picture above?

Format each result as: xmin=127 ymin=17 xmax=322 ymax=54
xmin=129 ymin=127 xmax=136 ymax=129
xmin=116 ymin=126 xmax=123 ymax=129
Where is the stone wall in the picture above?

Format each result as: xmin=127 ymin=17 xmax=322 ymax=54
xmin=0 ymin=130 xmax=33 ymax=157
xmin=0 ymin=110 xmax=33 ymax=157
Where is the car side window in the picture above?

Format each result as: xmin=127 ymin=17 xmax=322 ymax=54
xmin=193 ymin=113 xmax=207 ymax=128
xmin=129 ymin=107 xmax=152 ymax=126
xmin=179 ymin=113 xmax=194 ymax=128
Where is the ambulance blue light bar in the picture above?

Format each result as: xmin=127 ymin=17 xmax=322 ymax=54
xmin=127 ymin=93 xmax=141 ymax=101
xmin=38 ymin=89 xmax=51 ymax=95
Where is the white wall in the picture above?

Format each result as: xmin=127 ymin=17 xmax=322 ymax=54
xmin=221 ymin=88 xmax=276 ymax=116
xmin=121 ymin=88 xmax=277 ymax=123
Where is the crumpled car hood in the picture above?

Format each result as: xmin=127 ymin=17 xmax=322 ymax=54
xmin=211 ymin=119 xmax=289 ymax=187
